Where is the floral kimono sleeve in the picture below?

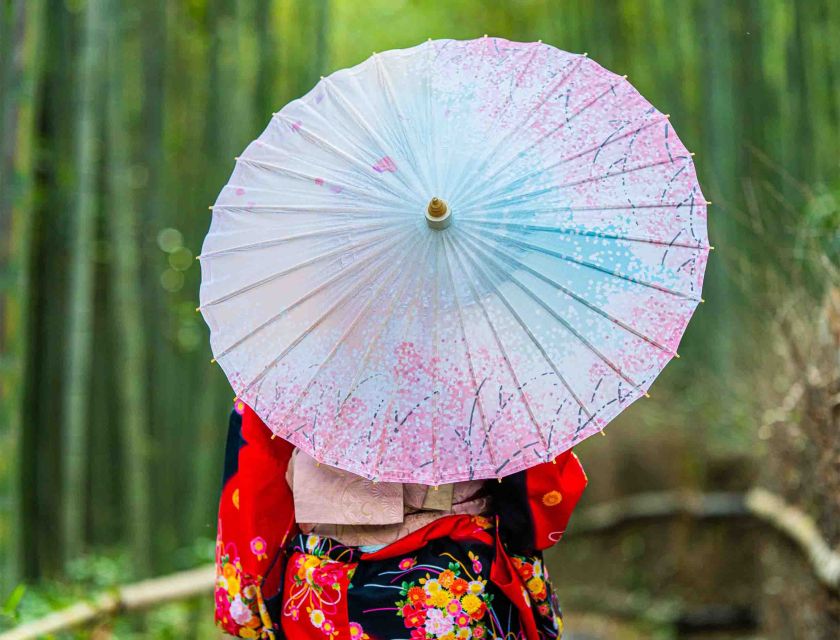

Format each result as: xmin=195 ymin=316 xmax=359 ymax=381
xmin=215 ymin=402 xmax=298 ymax=639
xmin=490 ymin=450 xmax=587 ymax=554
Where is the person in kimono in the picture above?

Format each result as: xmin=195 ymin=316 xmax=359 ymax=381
xmin=214 ymin=400 xmax=587 ymax=640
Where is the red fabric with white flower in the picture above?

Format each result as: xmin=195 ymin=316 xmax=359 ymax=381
xmin=215 ymin=404 xmax=298 ymax=638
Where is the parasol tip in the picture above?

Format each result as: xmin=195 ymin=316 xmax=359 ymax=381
xmin=428 ymin=197 xmax=447 ymax=216
xmin=426 ymin=197 xmax=452 ymax=229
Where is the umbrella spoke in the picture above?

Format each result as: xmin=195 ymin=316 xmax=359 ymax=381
xmin=424 ymin=39 xmax=439 ymax=193
xmin=273 ymin=113 xmax=416 ymax=205
xmin=275 ymin=233 xmax=429 ymax=457
xmin=458 ymin=218 xmax=711 ymax=250
xmin=445 ymin=233 xmax=551 ymax=463
xmin=198 ymin=221 xmax=401 ymax=259
xmin=450 ymin=229 xmax=595 ymax=422
xmin=209 ymin=202 xmax=409 ymax=223
xmin=472 ymin=225 xmax=702 ymax=301
xmin=458 ymin=113 xmax=669 ymax=211
xmin=199 ymin=227 xmax=398 ymax=308
xmin=458 ymin=230 xmax=647 ymax=394
xmin=445 ymin=41 xmax=548 ymax=200
xmin=459 ymin=155 xmax=694 ymax=213
xmin=458 ymin=226 xmax=683 ymax=358
xmin=454 ymin=71 xmax=623 ymax=205
xmin=458 ymin=201 xmax=708 ymax=216
xmin=319 ymin=76 xmax=422 ymax=200
xmin=211 ymin=229 xmax=411 ymax=361
xmin=440 ymin=233 xmax=500 ymax=477
xmin=428 ymin=234 xmax=441 ymax=482
xmin=365 ymin=237 xmax=442 ymax=480
xmin=235 ymin=232 xmax=414 ymax=397
xmin=235 ymin=156 xmax=410 ymax=211
xmin=373 ymin=53 xmax=433 ymax=197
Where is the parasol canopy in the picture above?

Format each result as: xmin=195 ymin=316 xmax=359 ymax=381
xmin=199 ymin=37 xmax=709 ymax=484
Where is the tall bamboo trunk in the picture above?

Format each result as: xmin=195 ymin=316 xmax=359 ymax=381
xmin=104 ymin=0 xmax=152 ymax=576
xmin=61 ymin=0 xmax=105 ymax=567
xmin=137 ymin=0 xmax=168 ymax=572
xmin=0 ymin=0 xmax=45 ymax=596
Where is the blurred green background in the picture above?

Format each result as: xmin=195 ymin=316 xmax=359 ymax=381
xmin=1 ymin=0 xmax=838 ymax=638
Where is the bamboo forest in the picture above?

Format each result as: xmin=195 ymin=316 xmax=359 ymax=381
xmin=1 ymin=1 xmax=838 ymax=638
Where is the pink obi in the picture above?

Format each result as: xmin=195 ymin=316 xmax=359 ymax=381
xmin=286 ymin=449 xmax=490 ymax=546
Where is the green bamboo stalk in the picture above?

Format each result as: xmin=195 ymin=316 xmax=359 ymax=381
xmin=699 ymin=0 xmax=736 ymax=389
xmin=138 ymin=0 xmax=167 ymax=570
xmin=254 ymin=0 xmax=279 ymax=118
xmin=312 ymin=0 xmax=330 ymax=79
xmin=61 ymin=0 xmax=105 ymax=568
xmin=104 ymin=0 xmax=151 ymax=576
xmin=0 ymin=0 xmax=45 ymax=596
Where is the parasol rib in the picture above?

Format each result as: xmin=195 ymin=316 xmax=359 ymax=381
xmin=453 ymin=232 xmax=595 ymax=422
xmin=273 ymin=113 xmax=417 ymax=204
xmin=459 ymin=227 xmax=681 ymax=357
xmin=459 ymin=114 xmax=670 ymax=210
xmin=318 ymin=76 xmax=423 ymax=199
xmin=456 ymin=201 xmax=708 ymax=215
xmin=424 ymin=39 xmax=439 ymax=195
xmin=428 ymin=234 xmax=441 ymax=482
xmin=372 ymin=53 xmax=433 ymax=196
xmin=236 ymin=234 xmax=413 ymax=397
xmin=235 ymin=156 xmax=409 ymax=211
xmin=444 ymin=42 xmax=547 ymax=199
xmin=440 ymin=233 xmax=501 ymax=476
xmin=209 ymin=202 xmax=409 ymax=217
xmin=460 ymin=232 xmax=647 ymax=393
xmin=275 ymin=233 xmax=428 ymax=456
xmin=474 ymin=226 xmax=702 ymax=301
xmin=459 ymin=156 xmax=694 ymax=214
xmin=446 ymin=233 xmax=550 ymax=459
xmin=198 ymin=222 xmax=398 ymax=259
xmin=199 ymin=228 xmax=398 ymax=308
xmin=210 ymin=230 xmax=412 ymax=362
xmin=365 ymin=237 xmax=442 ymax=481
xmin=459 ymin=219 xmax=710 ymax=250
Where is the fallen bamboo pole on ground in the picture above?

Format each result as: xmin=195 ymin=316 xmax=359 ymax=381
xmin=744 ymin=487 xmax=840 ymax=591
xmin=567 ymin=488 xmax=840 ymax=591
xmin=0 ymin=565 xmax=216 ymax=640
xmin=2 ymin=488 xmax=837 ymax=639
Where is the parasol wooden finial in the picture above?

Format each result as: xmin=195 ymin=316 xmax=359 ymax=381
xmin=426 ymin=197 xmax=452 ymax=229
xmin=427 ymin=197 xmax=447 ymax=218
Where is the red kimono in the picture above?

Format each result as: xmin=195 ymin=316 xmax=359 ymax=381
xmin=215 ymin=404 xmax=587 ymax=639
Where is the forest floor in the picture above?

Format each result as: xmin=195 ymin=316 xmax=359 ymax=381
xmin=563 ymin=612 xmax=767 ymax=640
